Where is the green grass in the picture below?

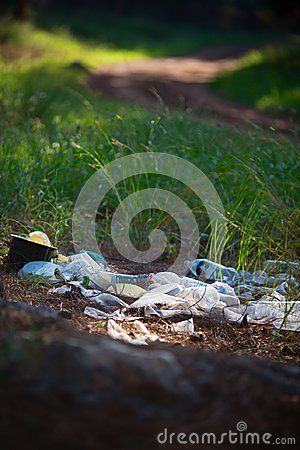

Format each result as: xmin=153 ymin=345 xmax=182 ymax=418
xmin=0 ymin=14 xmax=276 ymax=67
xmin=0 ymin=19 xmax=299 ymax=269
xmin=212 ymin=42 xmax=300 ymax=118
xmin=34 ymin=8 xmax=277 ymax=57
xmin=0 ymin=20 xmax=147 ymax=68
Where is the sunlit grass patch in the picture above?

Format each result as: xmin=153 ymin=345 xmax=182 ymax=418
xmin=212 ymin=42 xmax=300 ymax=117
xmin=0 ymin=20 xmax=148 ymax=68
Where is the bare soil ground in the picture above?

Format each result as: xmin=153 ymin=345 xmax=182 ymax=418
xmin=88 ymin=45 xmax=297 ymax=132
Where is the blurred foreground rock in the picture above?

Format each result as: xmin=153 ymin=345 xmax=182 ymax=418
xmin=0 ymin=300 xmax=299 ymax=449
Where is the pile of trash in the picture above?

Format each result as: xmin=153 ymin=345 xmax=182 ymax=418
xmin=15 ymin=232 xmax=300 ymax=344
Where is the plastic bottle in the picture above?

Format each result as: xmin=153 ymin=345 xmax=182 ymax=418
xmin=180 ymin=276 xmax=207 ymax=288
xmin=59 ymin=253 xmax=150 ymax=298
xmin=90 ymin=271 xmax=150 ymax=298
xmin=185 ymin=259 xmax=238 ymax=285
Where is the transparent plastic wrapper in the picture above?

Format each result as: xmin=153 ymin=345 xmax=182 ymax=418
xmin=144 ymin=283 xmax=184 ymax=297
xmin=79 ymin=249 xmax=108 ymax=269
xmin=211 ymin=281 xmax=240 ymax=306
xmin=130 ymin=292 xmax=187 ymax=309
xmin=49 ymin=283 xmax=127 ymax=312
xmin=185 ymin=284 xmax=220 ymax=308
xmin=151 ymin=272 xmax=207 ymax=288
xmin=144 ymin=305 xmax=194 ymax=319
xmin=208 ymin=304 xmax=246 ymax=324
xmin=158 ymin=309 xmax=194 ymax=318
xmin=276 ymin=282 xmax=289 ymax=295
xmin=131 ymin=281 xmax=220 ymax=310
xmin=246 ymin=300 xmax=300 ymax=331
xmin=92 ymin=293 xmax=128 ymax=309
xmin=59 ymin=253 xmax=103 ymax=282
xmin=151 ymin=272 xmax=181 ymax=285
xmin=218 ymin=293 xmax=240 ymax=307
xmin=251 ymin=271 xmax=268 ymax=286
xmin=49 ymin=285 xmax=72 ymax=295
xmin=171 ymin=318 xmax=194 ymax=333
xmin=212 ymin=281 xmax=236 ymax=295
xmin=84 ymin=306 xmax=125 ymax=320
xmin=236 ymin=270 xmax=253 ymax=284
xmin=18 ymin=261 xmax=61 ymax=283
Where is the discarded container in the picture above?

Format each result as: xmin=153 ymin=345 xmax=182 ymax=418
xmin=236 ymin=270 xmax=253 ymax=284
xmin=63 ymin=256 xmax=149 ymax=296
xmin=7 ymin=234 xmax=57 ymax=270
xmin=185 ymin=259 xmax=238 ymax=285
xmin=208 ymin=304 xmax=246 ymax=324
xmin=251 ymin=270 xmax=268 ymax=286
xmin=180 ymin=277 xmax=207 ymax=288
xmin=90 ymin=272 xmax=150 ymax=298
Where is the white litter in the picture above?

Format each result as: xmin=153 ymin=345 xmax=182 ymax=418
xmin=132 ymin=320 xmax=160 ymax=343
xmin=19 ymin=253 xmax=300 ymax=333
xmin=106 ymin=319 xmax=147 ymax=345
xmin=84 ymin=306 xmax=125 ymax=320
xmin=48 ymin=285 xmax=72 ymax=294
xmin=171 ymin=318 xmax=194 ymax=334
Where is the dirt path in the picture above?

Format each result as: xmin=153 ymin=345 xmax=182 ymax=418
xmin=88 ymin=45 xmax=296 ymax=132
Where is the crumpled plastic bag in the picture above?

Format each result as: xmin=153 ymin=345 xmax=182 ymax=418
xmin=84 ymin=306 xmax=125 ymax=321
xmin=18 ymin=261 xmax=61 ymax=284
xmin=171 ymin=318 xmax=194 ymax=333
xmin=246 ymin=300 xmax=300 ymax=331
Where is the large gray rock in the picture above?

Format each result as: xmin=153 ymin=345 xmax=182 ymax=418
xmin=0 ymin=300 xmax=299 ymax=449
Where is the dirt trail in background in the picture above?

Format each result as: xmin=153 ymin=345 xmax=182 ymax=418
xmin=88 ymin=45 xmax=296 ymax=132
